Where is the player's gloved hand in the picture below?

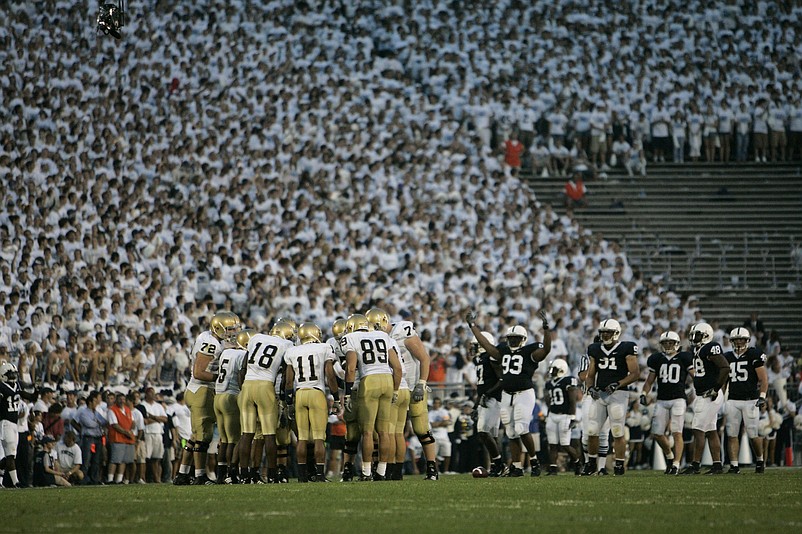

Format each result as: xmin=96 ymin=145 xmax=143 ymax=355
xmin=278 ymin=401 xmax=289 ymax=428
xmin=639 ymin=394 xmax=648 ymax=406
xmin=412 ymin=381 xmax=426 ymax=403
xmin=470 ymin=405 xmax=479 ymax=423
xmin=479 ymin=394 xmax=489 ymax=408
xmin=605 ymin=382 xmax=619 ymax=396
xmin=588 ymin=387 xmax=601 ymax=400
xmin=391 ymin=391 xmax=399 ymax=405
xmin=331 ymin=400 xmax=341 ymax=415
xmin=539 ymin=311 xmax=549 ymax=330
xmin=569 ymin=415 xmax=577 ymax=429
xmin=700 ymin=388 xmax=718 ymax=399
xmin=756 ymin=397 xmax=766 ymax=409
xmin=343 ymin=395 xmax=352 ymax=413
xmin=465 ymin=311 xmax=477 ymax=327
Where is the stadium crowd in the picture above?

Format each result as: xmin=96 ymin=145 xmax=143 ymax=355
xmin=1 ymin=0 xmax=801 ymax=485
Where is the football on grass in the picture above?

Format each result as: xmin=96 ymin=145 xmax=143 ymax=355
xmin=472 ymin=466 xmax=489 ymax=478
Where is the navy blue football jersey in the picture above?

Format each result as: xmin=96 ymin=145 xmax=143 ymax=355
xmin=495 ymin=342 xmax=544 ymax=393
xmin=545 ymin=375 xmax=578 ymax=414
xmin=647 ymin=351 xmax=694 ymax=400
xmin=587 ymin=341 xmax=638 ymax=389
xmin=0 ymin=381 xmax=20 ymax=423
xmin=724 ymin=347 xmax=766 ymax=400
xmin=475 ymin=353 xmax=502 ymax=401
xmin=692 ymin=342 xmax=726 ymax=393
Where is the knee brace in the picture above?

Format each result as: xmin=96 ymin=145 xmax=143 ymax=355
xmin=195 ymin=441 xmax=210 ymax=453
xmin=417 ymin=432 xmax=435 ymax=446
xmin=184 ymin=440 xmax=196 ymax=454
xmin=343 ymin=440 xmax=359 ymax=456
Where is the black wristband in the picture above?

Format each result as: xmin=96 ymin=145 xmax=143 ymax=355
xmin=345 ymin=382 xmax=353 ymax=396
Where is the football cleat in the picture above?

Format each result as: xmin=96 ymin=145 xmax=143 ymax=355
xmin=704 ymin=464 xmax=724 ymax=475
xmin=252 ymin=475 xmax=267 ymax=484
xmin=530 ymin=464 xmax=541 ymax=477
xmin=190 ymin=474 xmax=215 ymax=486
xmin=664 ymin=465 xmax=673 ymax=475
xmin=679 ymin=465 xmax=700 ymax=475
xmin=579 ymin=463 xmax=596 ymax=477
xmin=573 ymin=461 xmax=583 ymax=476
xmin=613 ymin=464 xmax=625 ymax=476
xmin=488 ymin=462 xmax=504 ymax=478
xmin=173 ymin=473 xmax=191 ymax=486
xmin=358 ymin=474 xmax=373 ymax=482
xmin=727 ymin=465 xmax=741 ymax=474
xmin=598 ymin=468 xmax=609 ymax=476
xmin=224 ymin=475 xmax=239 ymax=485
xmin=507 ymin=466 xmax=524 ymax=477
xmin=666 ymin=465 xmax=679 ymax=476
xmin=341 ymin=463 xmax=354 ymax=482
xmin=546 ymin=465 xmax=558 ymax=476
xmin=755 ymin=461 xmax=765 ymax=474
xmin=372 ymin=473 xmax=386 ymax=482
xmin=276 ymin=465 xmax=289 ymax=483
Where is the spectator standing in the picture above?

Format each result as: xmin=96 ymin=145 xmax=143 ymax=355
xmin=650 ymin=101 xmax=671 ymax=163
xmin=768 ymin=98 xmax=787 ymax=162
xmin=734 ymin=102 xmax=752 ymax=162
xmin=72 ymin=391 xmax=105 ymax=485
xmin=167 ymin=391 xmax=191 ymax=479
xmin=141 ymin=386 xmax=167 ymax=483
xmin=717 ymin=100 xmax=735 ymax=162
xmin=687 ymin=102 xmax=703 ymax=162
xmin=671 ymin=111 xmax=687 ymax=163
xmin=503 ymin=131 xmax=525 ymax=169
xmin=703 ymin=101 xmax=719 ymax=162
xmin=564 ymin=174 xmax=587 ymax=208
xmin=788 ymin=96 xmax=802 ymax=161
xmin=589 ymin=102 xmax=610 ymax=169
xmin=753 ymin=100 xmax=769 ymax=162
xmin=106 ymin=392 xmax=136 ymax=484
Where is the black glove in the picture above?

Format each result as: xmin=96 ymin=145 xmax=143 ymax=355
xmin=465 ymin=311 xmax=477 ymax=327
xmin=287 ymin=404 xmax=296 ymax=424
xmin=605 ymin=382 xmax=619 ymax=396
xmin=639 ymin=394 xmax=648 ymax=406
xmin=539 ymin=310 xmax=549 ymax=330
xmin=278 ymin=401 xmax=289 ymax=428
xmin=479 ymin=394 xmax=488 ymax=408
xmin=588 ymin=387 xmax=601 ymax=400
xmin=756 ymin=397 xmax=766 ymax=409
xmin=470 ymin=406 xmax=478 ymax=423
xmin=343 ymin=395 xmax=352 ymax=413
xmin=700 ymin=388 xmax=718 ymax=399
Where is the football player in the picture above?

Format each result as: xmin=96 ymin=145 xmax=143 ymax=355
xmin=342 ymin=314 xmax=402 ymax=481
xmin=174 ymin=311 xmax=240 ymax=485
xmin=469 ymin=330 xmax=505 ymax=477
xmin=467 ymin=310 xmax=551 ymax=477
xmin=544 ymin=358 xmax=581 ymax=475
xmin=237 ymin=321 xmax=294 ymax=484
xmin=327 ymin=318 xmax=361 ymax=481
xmin=583 ymin=319 xmax=639 ymax=476
xmin=283 ymin=323 xmax=340 ymax=482
xmin=640 ymin=331 xmax=694 ymax=475
xmin=0 ymin=362 xmax=21 ymax=488
xmin=366 ymin=308 xmax=411 ymax=481
xmin=681 ymin=322 xmax=729 ymax=475
xmin=381 ymin=311 xmax=440 ymax=481
xmin=723 ymin=327 xmax=768 ymax=474
xmin=213 ymin=329 xmax=251 ymax=484
xmin=578 ymin=337 xmax=611 ymax=476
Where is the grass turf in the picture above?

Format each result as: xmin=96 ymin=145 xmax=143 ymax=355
xmin=3 ymin=468 xmax=800 ymax=534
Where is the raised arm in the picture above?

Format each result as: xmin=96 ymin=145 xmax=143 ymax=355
xmin=465 ymin=311 xmax=500 ymax=360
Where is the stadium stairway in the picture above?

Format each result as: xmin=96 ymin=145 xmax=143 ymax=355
xmin=526 ymin=162 xmax=802 ymax=349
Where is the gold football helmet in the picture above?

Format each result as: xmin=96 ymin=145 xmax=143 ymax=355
xmin=298 ymin=323 xmax=322 ymax=344
xmin=345 ymin=313 xmax=370 ymax=333
xmin=331 ymin=318 xmax=348 ymax=341
xmin=270 ymin=320 xmax=296 ymax=340
xmin=275 ymin=316 xmax=298 ymax=334
xmin=210 ymin=311 xmax=241 ymax=342
xmin=236 ymin=329 xmax=257 ymax=350
xmin=365 ymin=308 xmax=391 ymax=332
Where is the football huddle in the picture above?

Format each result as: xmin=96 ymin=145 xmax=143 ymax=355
xmin=75 ymin=305 xmax=766 ymax=485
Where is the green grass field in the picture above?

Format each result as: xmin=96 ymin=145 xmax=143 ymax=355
xmin=4 ymin=469 xmax=801 ymax=534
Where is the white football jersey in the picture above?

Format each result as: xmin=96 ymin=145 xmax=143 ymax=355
xmin=327 ymin=338 xmax=347 ymax=380
xmin=243 ymin=334 xmax=293 ymax=383
xmin=342 ymin=330 xmax=399 ymax=379
xmin=215 ymin=348 xmax=246 ymax=395
xmin=188 ymin=330 xmax=226 ymax=389
xmin=284 ymin=342 xmax=336 ymax=391
xmin=390 ymin=321 xmax=419 ymax=385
